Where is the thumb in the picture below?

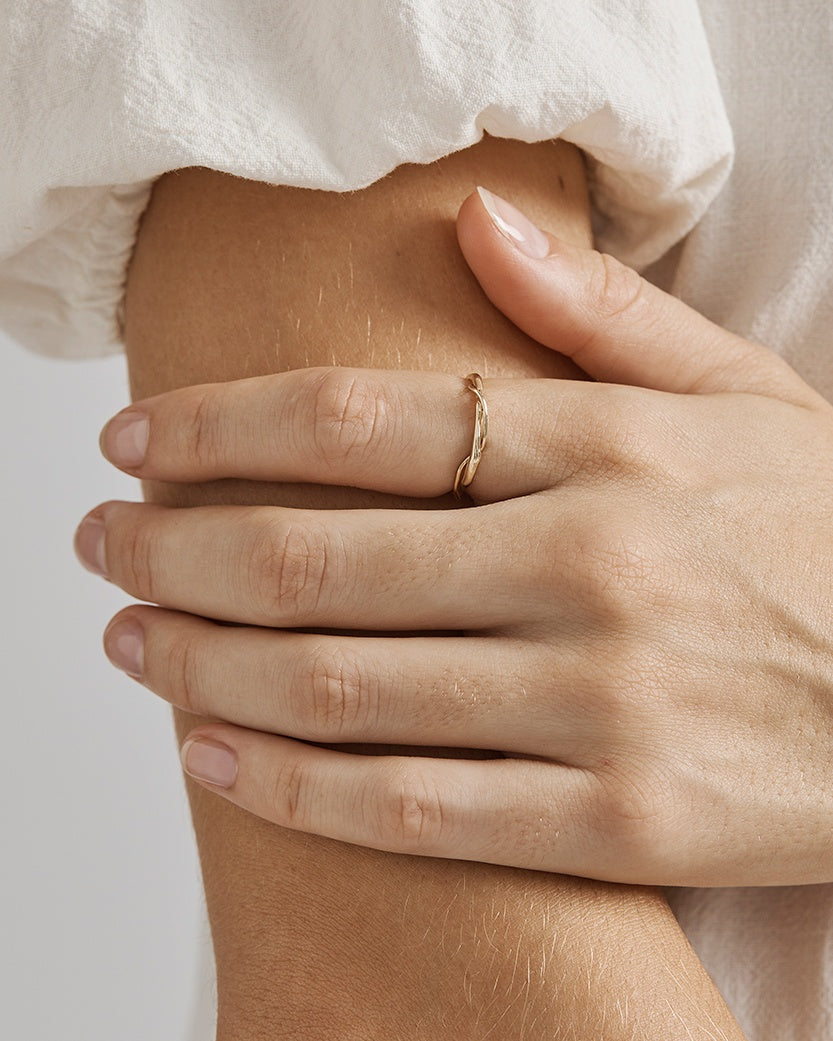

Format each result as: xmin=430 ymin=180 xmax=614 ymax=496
xmin=457 ymin=187 xmax=815 ymax=405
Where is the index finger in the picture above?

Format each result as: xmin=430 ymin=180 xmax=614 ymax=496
xmin=98 ymin=365 xmax=656 ymax=502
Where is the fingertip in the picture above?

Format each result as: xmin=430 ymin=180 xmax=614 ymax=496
xmin=455 ymin=188 xmax=491 ymax=258
xmin=477 ymin=187 xmax=553 ymax=258
xmin=100 ymin=407 xmax=149 ymax=471
xmin=455 ymin=187 xmax=483 ymax=227
xmin=456 ymin=186 xmax=520 ymax=284
xmin=457 ymin=185 xmax=568 ymax=287
xmin=181 ymin=732 xmax=239 ymax=789
xmin=103 ymin=613 xmax=145 ymax=680
xmin=74 ymin=509 xmax=108 ymax=579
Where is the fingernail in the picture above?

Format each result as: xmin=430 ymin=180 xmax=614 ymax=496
xmin=100 ymin=409 xmax=149 ymax=469
xmin=74 ymin=515 xmax=108 ymax=578
xmin=476 ymin=186 xmax=551 ymax=259
xmin=181 ymin=738 xmax=238 ymax=788
xmin=104 ymin=618 xmax=144 ymax=679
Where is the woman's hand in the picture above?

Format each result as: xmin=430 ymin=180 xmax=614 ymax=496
xmin=77 ymin=189 xmax=833 ymax=888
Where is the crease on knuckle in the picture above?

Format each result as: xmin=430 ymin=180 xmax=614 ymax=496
xmin=558 ymin=384 xmax=660 ymax=485
xmin=593 ymin=251 xmax=648 ymax=325
xmin=307 ymin=368 xmax=391 ymax=470
xmin=590 ymin=406 xmax=656 ymax=482
xmin=306 ymin=647 xmax=377 ymax=741
xmin=592 ymin=767 xmax=674 ymax=864
xmin=248 ymin=516 xmax=330 ymax=623
xmin=571 ymin=252 xmax=650 ymax=371
xmin=570 ymin=520 xmax=658 ymax=627
xmin=375 ymin=764 xmax=446 ymax=855
xmin=269 ymin=758 xmax=309 ymax=829
xmin=167 ymin=632 xmax=205 ymax=715
xmin=184 ymin=388 xmax=222 ymax=471
xmin=119 ymin=520 xmax=159 ymax=602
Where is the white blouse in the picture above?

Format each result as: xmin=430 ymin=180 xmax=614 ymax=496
xmin=0 ymin=1 xmax=730 ymax=358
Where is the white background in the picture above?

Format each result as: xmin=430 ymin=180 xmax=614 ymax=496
xmin=0 ymin=335 xmax=207 ymax=1040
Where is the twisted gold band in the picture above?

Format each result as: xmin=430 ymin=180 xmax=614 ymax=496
xmin=453 ymin=373 xmax=489 ymax=498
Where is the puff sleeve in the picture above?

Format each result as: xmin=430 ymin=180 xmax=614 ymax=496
xmin=0 ymin=0 xmax=731 ymax=358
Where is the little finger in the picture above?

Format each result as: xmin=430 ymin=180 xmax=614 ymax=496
xmin=179 ymin=724 xmax=609 ymax=877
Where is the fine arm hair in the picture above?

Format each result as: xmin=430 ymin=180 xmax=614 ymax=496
xmin=122 ymin=136 xmax=745 ymax=1040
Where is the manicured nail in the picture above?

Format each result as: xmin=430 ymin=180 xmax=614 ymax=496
xmin=476 ymin=186 xmax=551 ymax=259
xmin=100 ymin=409 xmax=149 ymax=469
xmin=181 ymin=738 xmax=238 ymax=788
xmin=74 ymin=515 xmax=108 ymax=578
xmin=104 ymin=618 xmax=144 ymax=679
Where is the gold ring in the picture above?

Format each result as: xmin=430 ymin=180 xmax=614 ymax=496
xmin=453 ymin=373 xmax=489 ymax=498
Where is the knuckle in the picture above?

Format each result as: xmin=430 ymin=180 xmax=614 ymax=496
xmin=569 ymin=387 xmax=659 ymax=482
xmin=268 ymin=758 xmax=309 ymax=829
xmin=304 ymin=646 xmax=378 ymax=740
xmin=586 ymin=641 xmax=658 ymax=722
xmin=165 ymin=632 xmax=206 ymax=715
xmin=305 ymin=368 xmax=393 ymax=468
xmin=592 ymin=766 xmax=676 ymax=864
xmin=118 ymin=518 xmax=159 ymax=601
xmin=590 ymin=252 xmax=649 ymax=325
xmin=568 ymin=517 xmax=659 ymax=626
xmin=373 ymin=764 xmax=447 ymax=855
xmin=183 ymin=388 xmax=223 ymax=471
xmin=247 ymin=515 xmax=331 ymax=623
xmin=593 ymin=405 xmax=656 ymax=480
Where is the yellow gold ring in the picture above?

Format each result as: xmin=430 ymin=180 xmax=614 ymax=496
xmin=453 ymin=373 xmax=489 ymax=498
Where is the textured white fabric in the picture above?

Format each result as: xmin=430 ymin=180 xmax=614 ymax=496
xmin=654 ymin=4 xmax=833 ymax=1038
xmin=4 ymin=2 xmax=833 ymax=1039
xmin=0 ymin=0 xmax=731 ymax=358
xmin=649 ymin=1 xmax=833 ymax=402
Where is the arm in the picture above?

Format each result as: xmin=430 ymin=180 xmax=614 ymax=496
xmin=122 ymin=137 xmax=744 ymax=1039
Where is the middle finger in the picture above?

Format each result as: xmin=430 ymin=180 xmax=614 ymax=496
xmin=77 ymin=499 xmax=562 ymax=630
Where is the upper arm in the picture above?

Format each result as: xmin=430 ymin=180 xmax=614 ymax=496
xmin=124 ymin=135 xmax=590 ymax=407
xmin=121 ymin=136 xmax=742 ymax=1041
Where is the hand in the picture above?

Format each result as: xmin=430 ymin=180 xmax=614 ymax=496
xmin=77 ymin=188 xmax=833 ymax=887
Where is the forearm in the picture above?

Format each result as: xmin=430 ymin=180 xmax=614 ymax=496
xmin=123 ymin=140 xmax=743 ymax=1039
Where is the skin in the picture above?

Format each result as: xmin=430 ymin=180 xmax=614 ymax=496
xmin=86 ymin=189 xmax=833 ymax=888
xmin=86 ymin=139 xmax=745 ymax=1039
